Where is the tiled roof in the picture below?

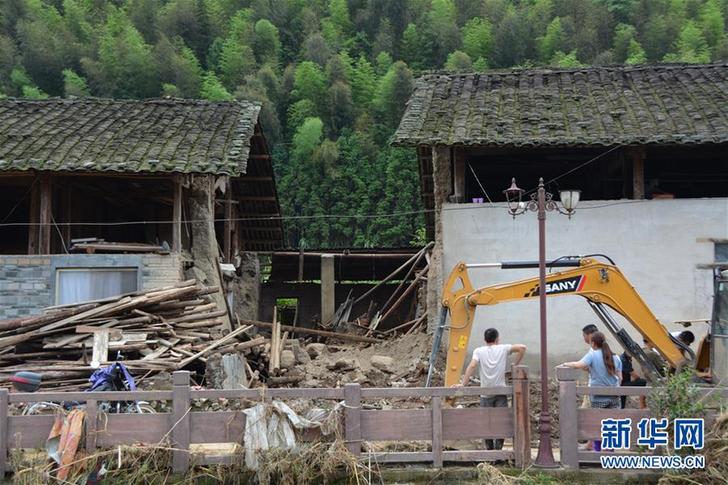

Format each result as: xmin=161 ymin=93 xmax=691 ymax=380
xmin=0 ymin=98 xmax=261 ymax=175
xmin=393 ymin=63 xmax=728 ymax=147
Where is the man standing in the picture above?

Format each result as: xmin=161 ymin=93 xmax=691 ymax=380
xmin=455 ymin=328 xmax=526 ymax=450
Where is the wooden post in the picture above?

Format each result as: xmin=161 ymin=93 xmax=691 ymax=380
xmin=0 ymin=388 xmax=7 ymax=478
xmin=223 ymin=177 xmax=232 ymax=262
xmin=38 ymin=173 xmax=52 ymax=254
xmin=297 ymin=245 xmax=305 ymax=282
xmin=431 ymin=396 xmax=443 ymax=468
xmin=85 ymin=399 xmax=97 ymax=452
xmin=344 ymin=383 xmax=361 ymax=457
xmin=629 ymin=148 xmax=645 ymax=199
xmin=172 ymin=371 xmax=191 ymax=473
xmin=320 ymin=254 xmax=335 ymax=325
xmin=557 ymin=366 xmax=579 ymax=469
xmin=62 ymin=187 xmax=72 ymax=248
xmin=172 ymin=175 xmax=183 ymax=252
xmin=27 ymin=179 xmax=39 ymax=254
xmin=452 ymin=148 xmax=466 ymax=203
xmin=512 ymin=365 xmax=531 ymax=468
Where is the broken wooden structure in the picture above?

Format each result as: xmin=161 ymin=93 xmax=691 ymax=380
xmin=0 ymin=99 xmax=283 ymax=325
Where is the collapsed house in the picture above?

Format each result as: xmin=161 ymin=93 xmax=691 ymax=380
xmin=393 ymin=62 xmax=728 ymax=370
xmin=0 ymin=98 xmax=283 ymax=326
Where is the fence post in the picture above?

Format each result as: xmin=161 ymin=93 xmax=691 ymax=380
xmin=557 ymin=366 xmax=579 ymax=469
xmin=0 ymin=388 xmax=7 ymax=478
xmin=512 ymin=364 xmax=530 ymax=468
xmin=172 ymin=371 xmax=191 ymax=474
xmin=344 ymin=383 xmax=361 ymax=457
xmin=85 ymin=399 xmax=97 ymax=452
xmin=431 ymin=396 xmax=443 ymax=468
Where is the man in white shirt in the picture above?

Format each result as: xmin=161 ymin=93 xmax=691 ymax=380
xmin=455 ymin=328 xmax=526 ymax=450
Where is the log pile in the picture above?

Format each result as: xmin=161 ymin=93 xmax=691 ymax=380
xmin=0 ymin=280 xmax=262 ymax=389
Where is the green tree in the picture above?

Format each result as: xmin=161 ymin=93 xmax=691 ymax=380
xmin=400 ymin=23 xmax=422 ymax=68
xmin=155 ymin=36 xmax=203 ymax=97
xmin=301 ymin=32 xmax=332 ymax=66
xmin=22 ymin=85 xmax=49 ymax=99
xmin=445 ymin=50 xmax=473 ymax=71
xmin=664 ymin=20 xmax=711 ymax=63
xmin=293 ymin=61 xmax=327 ymax=109
xmin=625 ymin=39 xmax=647 ymax=64
xmin=219 ymin=39 xmax=256 ymax=89
xmin=91 ymin=9 xmax=159 ymax=97
xmin=373 ymin=61 xmax=413 ymax=134
xmin=350 ymin=55 xmax=377 ymax=109
xmin=613 ymin=23 xmax=638 ymax=63
xmin=328 ymin=80 xmax=354 ymax=136
xmin=200 ymin=70 xmax=232 ymax=100
xmin=699 ymin=0 xmax=724 ymax=48
xmin=550 ymin=50 xmax=584 ymax=67
xmin=328 ymin=0 xmax=352 ymax=35
xmin=462 ymin=17 xmax=492 ymax=62
xmin=491 ymin=6 xmax=530 ymax=67
xmin=538 ymin=17 xmax=565 ymax=62
xmin=253 ymin=19 xmax=281 ymax=66
xmin=62 ymin=68 xmax=90 ymax=97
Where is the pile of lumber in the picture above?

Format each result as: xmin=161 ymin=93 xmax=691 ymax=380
xmin=0 ymin=280 xmax=258 ymax=390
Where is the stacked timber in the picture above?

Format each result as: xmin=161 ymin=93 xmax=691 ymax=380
xmin=0 ymin=280 xmax=260 ymax=389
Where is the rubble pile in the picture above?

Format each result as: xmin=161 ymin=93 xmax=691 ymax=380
xmin=0 ymin=280 xmax=264 ymax=389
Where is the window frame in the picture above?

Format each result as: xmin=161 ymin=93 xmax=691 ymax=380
xmin=50 ymin=255 xmax=143 ymax=305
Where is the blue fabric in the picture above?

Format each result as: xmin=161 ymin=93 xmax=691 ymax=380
xmin=581 ymin=349 xmax=621 ymax=403
xmin=88 ymin=363 xmax=136 ymax=392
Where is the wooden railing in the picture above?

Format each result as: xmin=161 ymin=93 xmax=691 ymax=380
xmin=0 ymin=365 xmax=531 ymax=475
xmin=556 ymin=366 xmax=728 ymax=468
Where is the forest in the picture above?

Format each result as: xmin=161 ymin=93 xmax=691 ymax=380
xmin=1 ymin=0 xmax=727 ymax=248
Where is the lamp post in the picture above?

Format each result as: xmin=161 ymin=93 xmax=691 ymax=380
xmin=503 ymin=177 xmax=580 ymax=468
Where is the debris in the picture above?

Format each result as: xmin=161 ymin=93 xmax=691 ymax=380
xmin=306 ymin=343 xmax=327 ymax=359
xmin=240 ymin=318 xmax=382 ymax=344
xmin=280 ymin=350 xmax=296 ymax=369
xmin=370 ymin=355 xmax=395 ymax=373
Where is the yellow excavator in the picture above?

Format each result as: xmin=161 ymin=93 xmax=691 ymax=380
xmin=426 ymin=255 xmax=721 ymax=388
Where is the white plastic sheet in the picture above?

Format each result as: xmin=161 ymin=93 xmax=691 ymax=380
xmin=242 ymin=400 xmax=341 ymax=470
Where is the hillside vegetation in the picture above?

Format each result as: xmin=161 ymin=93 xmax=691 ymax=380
xmin=2 ymin=0 xmax=727 ymax=247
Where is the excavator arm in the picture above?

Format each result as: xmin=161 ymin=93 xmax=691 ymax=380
xmin=428 ymin=257 xmax=691 ymax=388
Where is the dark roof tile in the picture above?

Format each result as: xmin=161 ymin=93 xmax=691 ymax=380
xmin=0 ymin=98 xmax=261 ymax=175
xmin=393 ymin=63 xmax=728 ymax=147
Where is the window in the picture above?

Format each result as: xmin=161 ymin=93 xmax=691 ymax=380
xmin=715 ymin=243 xmax=728 ymax=263
xmin=56 ymin=268 xmax=138 ymax=305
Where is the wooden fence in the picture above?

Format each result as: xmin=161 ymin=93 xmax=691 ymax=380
xmin=556 ymin=366 xmax=728 ymax=468
xmin=0 ymin=365 xmax=531 ymax=475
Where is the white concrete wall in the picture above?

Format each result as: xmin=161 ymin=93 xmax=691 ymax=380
xmin=442 ymin=198 xmax=728 ymax=373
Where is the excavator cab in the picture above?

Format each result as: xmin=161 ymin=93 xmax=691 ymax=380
xmin=709 ymin=269 xmax=728 ymax=384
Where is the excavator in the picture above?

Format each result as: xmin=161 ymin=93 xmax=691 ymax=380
xmin=426 ymin=255 xmax=725 ymax=388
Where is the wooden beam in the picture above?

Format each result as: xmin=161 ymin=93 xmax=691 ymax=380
xmin=629 ymin=147 xmax=646 ymax=199
xmin=27 ymin=178 xmax=39 ymax=254
xmin=239 ymin=196 xmax=277 ymax=202
xmin=238 ymin=176 xmax=274 ymax=182
xmin=453 ymin=148 xmax=466 ymax=202
xmin=239 ymin=318 xmax=382 ymax=344
xmin=172 ymin=176 xmax=183 ymax=252
xmin=61 ymin=187 xmax=71 ymax=247
xmin=223 ymin=177 xmax=232 ymax=262
xmin=38 ymin=174 xmax=52 ymax=254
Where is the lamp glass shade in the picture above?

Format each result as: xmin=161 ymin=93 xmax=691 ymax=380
xmin=503 ymin=178 xmax=525 ymax=212
xmin=559 ymin=189 xmax=581 ymax=211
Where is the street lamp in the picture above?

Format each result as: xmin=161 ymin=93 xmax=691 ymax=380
xmin=503 ymin=177 xmax=580 ymax=468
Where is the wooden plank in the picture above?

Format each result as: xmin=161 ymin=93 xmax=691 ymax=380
xmin=177 ymin=325 xmax=252 ymax=369
xmin=577 ymin=386 xmax=652 ymax=396
xmin=344 ymin=383 xmax=361 ymax=456
xmin=91 ymin=329 xmax=109 ymax=368
xmin=0 ymin=389 xmax=7 ymax=477
xmin=38 ymin=173 xmax=52 ymax=254
xmin=578 ymin=408 xmax=650 ymax=440
xmin=190 ymin=411 xmax=245 ymax=443
xmin=239 ymin=319 xmax=381 ymax=344
xmin=453 ymin=147 xmax=466 ymax=201
xmin=190 ymin=388 xmax=344 ymax=400
xmin=95 ymin=414 xmax=170 ymax=447
xmin=172 ymin=371 xmax=191 ymax=473
xmin=8 ymin=415 xmax=56 ymax=448
xmin=441 ymin=408 xmax=513 ymax=440
xmin=173 ymin=175 xmax=183 ymax=252
xmin=442 ymin=450 xmax=514 ymax=462
xmin=361 ymin=409 xmax=431 ymax=441
xmin=431 ymin=396 xmax=443 ymax=468
xmin=359 ymin=386 xmax=512 ymax=399
xmin=8 ymin=390 xmax=173 ymax=403
xmin=631 ymin=147 xmax=645 ymax=199
xmin=364 ymin=452 xmax=433 ymax=463
xmin=269 ymin=307 xmax=280 ymax=374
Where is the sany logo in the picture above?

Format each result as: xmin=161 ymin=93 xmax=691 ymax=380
xmin=525 ymin=275 xmax=586 ymax=297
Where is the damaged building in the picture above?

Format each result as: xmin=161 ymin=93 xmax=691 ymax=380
xmin=0 ymin=98 xmax=283 ymax=326
xmin=393 ymin=63 xmax=728 ymax=370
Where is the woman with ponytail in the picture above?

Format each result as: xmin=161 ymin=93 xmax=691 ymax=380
xmin=563 ymin=331 xmax=622 ymax=409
